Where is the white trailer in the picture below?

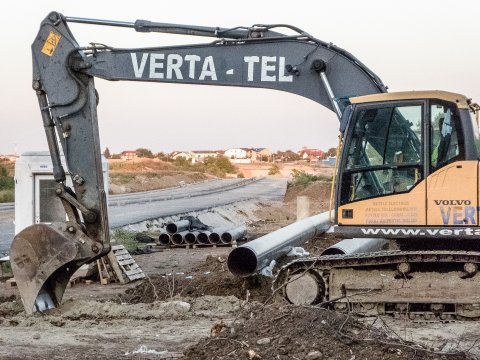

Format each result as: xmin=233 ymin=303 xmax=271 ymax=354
xmin=14 ymin=151 xmax=108 ymax=235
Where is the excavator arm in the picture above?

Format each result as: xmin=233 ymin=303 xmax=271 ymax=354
xmin=11 ymin=11 xmax=386 ymax=314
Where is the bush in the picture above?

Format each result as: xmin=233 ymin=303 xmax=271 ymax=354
xmin=202 ymin=156 xmax=237 ymax=177
xmin=111 ymin=229 xmax=140 ymax=253
xmin=0 ymin=190 xmax=14 ymax=203
xmin=288 ymin=169 xmax=331 ymax=187
xmin=268 ymin=164 xmax=281 ymax=175
xmin=237 ymin=172 xmax=245 ymax=178
xmin=0 ymin=165 xmax=13 ymax=191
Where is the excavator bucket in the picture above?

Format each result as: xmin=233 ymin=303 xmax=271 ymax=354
xmin=10 ymin=223 xmax=88 ymax=314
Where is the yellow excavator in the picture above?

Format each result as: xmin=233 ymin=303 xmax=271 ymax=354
xmin=10 ymin=12 xmax=480 ymax=319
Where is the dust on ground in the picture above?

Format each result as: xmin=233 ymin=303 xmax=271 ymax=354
xmin=1 ymin=180 xmax=480 ymax=359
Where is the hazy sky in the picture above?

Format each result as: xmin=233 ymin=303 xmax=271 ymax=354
xmin=1 ymin=0 xmax=479 ymax=155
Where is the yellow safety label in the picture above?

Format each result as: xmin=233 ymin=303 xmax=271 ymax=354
xmin=41 ymin=31 xmax=61 ymax=57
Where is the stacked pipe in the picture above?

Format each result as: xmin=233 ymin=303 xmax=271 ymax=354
xmin=158 ymin=220 xmax=247 ymax=247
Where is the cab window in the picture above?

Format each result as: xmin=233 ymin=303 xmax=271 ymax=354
xmin=430 ymin=102 xmax=462 ymax=170
xmin=341 ymin=104 xmax=423 ymax=204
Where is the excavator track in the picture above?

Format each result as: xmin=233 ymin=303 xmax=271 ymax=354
xmin=273 ymin=250 xmax=480 ymax=321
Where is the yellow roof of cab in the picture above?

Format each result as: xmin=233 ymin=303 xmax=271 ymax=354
xmin=350 ymin=90 xmax=470 ymax=109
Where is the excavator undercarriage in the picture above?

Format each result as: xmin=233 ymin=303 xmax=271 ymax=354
xmin=274 ymin=249 xmax=480 ymax=320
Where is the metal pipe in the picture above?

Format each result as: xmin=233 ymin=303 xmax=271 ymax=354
xmin=228 ymin=211 xmax=333 ymax=277
xmin=207 ymin=231 xmax=220 ymax=244
xmin=171 ymin=231 xmax=188 ymax=245
xmin=197 ymin=231 xmax=210 ymax=245
xmin=166 ymin=220 xmax=190 ymax=234
xmin=185 ymin=231 xmax=198 ymax=245
xmin=321 ymin=238 xmax=388 ymax=256
xmin=221 ymin=226 xmax=247 ymax=244
xmin=209 ymin=226 xmax=232 ymax=244
xmin=158 ymin=233 xmax=171 ymax=246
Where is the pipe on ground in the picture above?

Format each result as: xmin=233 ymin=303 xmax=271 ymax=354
xmin=166 ymin=220 xmax=190 ymax=234
xmin=321 ymin=238 xmax=388 ymax=256
xmin=228 ymin=211 xmax=333 ymax=277
xmin=158 ymin=233 xmax=171 ymax=246
xmin=208 ymin=230 xmax=221 ymax=244
xmin=185 ymin=231 xmax=199 ymax=245
xmin=171 ymin=231 xmax=189 ymax=245
xmin=221 ymin=226 xmax=247 ymax=244
xmin=197 ymin=231 xmax=210 ymax=245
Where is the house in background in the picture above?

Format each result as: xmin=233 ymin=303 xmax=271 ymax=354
xmin=120 ymin=150 xmax=137 ymax=161
xmin=298 ymin=148 xmax=324 ymax=161
xmin=225 ymin=148 xmax=250 ymax=163
xmin=225 ymin=148 xmax=247 ymax=159
xmin=249 ymin=147 xmax=271 ymax=161
xmin=190 ymin=150 xmax=220 ymax=163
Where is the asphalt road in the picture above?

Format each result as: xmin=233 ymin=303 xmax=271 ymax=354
xmin=0 ymin=178 xmax=287 ymax=255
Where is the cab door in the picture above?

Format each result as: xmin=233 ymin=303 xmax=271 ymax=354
xmin=337 ymin=101 xmax=427 ymax=226
xmin=426 ymin=101 xmax=477 ymax=226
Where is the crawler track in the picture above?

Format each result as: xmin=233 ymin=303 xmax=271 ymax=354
xmin=274 ymin=250 xmax=480 ymax=320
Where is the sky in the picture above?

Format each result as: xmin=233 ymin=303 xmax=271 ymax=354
xmin=1 ymin=0 xmax=479 ymax=155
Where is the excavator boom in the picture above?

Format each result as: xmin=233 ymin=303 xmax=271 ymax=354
xmin=11 ymin=11 xmax=389 ymax=313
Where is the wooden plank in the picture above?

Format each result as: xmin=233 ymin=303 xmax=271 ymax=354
xmin=110 ymin=244 xmax=145 ymax=282
xmin=107 ymin=250 xmax=126 ymax=284
xmin=113 ymin=250 xmax=129 ymax=256
xmin=118 ymin=260 xmax=135 ymax=266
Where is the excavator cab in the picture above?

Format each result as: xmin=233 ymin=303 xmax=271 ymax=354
xmin=336 ymin=91 xmax=480 ymax=240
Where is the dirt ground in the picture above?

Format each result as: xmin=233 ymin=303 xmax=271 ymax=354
xmin=237 ymin=163 xmax=334 ymax=180
xmin=1 ymin=180 xmax=480 ymax=359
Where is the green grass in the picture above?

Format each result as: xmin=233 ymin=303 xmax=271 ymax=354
xmin=111 ymin=229 xmax=141 ymax=253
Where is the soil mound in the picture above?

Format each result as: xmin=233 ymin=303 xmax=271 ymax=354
xmin=120 ymin=255 xmax=273 ymax=304
xmin=184 ymin=304 xmax=470 ymax=360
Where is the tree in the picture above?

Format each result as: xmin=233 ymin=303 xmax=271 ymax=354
xmin=326 ymin=147 xmax=337 ymax=157
xmin=103 ymin=147 xmax=111 ymax=159
xmin=136 ymin=148 xmax=154 ymax=158
xmin=156 ymin=152 xmax=168 ymax=161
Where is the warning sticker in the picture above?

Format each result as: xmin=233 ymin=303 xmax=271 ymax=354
xmin=41 ymin=31 xmax=61 ymax=57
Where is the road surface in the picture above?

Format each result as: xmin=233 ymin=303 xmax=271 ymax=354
xmin=0 ymin=178 xmax=287 ymax=255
